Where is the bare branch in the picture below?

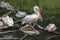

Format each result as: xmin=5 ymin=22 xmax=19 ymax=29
xmin=20 ymin=34 xmax=28 ymax=40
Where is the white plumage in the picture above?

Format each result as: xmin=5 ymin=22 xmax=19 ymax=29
xmin=16 ymin=11 xmax=27 ymax=17
xmin=22 ymin=6 xmax=42 ymax=24
xmin=0 ymin=1 xmax=14 ymax=11
xmin=0 ymin=2 xmax=5 ymax=7
xmin=0 ymin=21 xmax=3 ymax=26
xmin=45 ymin=23 xmax=57 ymax=32
xmin=20 ymin=24 xmax=40 ymax=35
xmin=2 ymin=15 xmax=14 ymax=26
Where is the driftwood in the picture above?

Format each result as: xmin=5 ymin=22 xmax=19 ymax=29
xmin=0 ymin=30 xmax=20 ymax=34
xmin=1 ymin=11 xmax=12 ymax=18
xmin=44 ymin=16 xmax=55 ymax=21
xmin=0 ymin=38 xmax=19 ymax=40
xmin=45 ymin=35 xmax=60 ymax=40
xmin=0 ymin=26 xmax=8 ymax=30
xmin=37 ymin=24 xmax=60 ymax=35
xmin=20 ymin=34 xmax=28 ymax=40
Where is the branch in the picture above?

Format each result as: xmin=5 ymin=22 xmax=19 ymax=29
xmin=20 ymin=34 xmax=28 ymax=40
xmin=44 ymin=16 xmax=55 ymax=21
xmin=0 ymin=38 xmax=19 ymax=40
xmin=53 ymin=31 xmax=60 ymax=35
xmin=0 ymin=30 xmax=20 ymax=34
xmin=14 ymin=19 xmax=22 ymax=24
xmin=1 ymin=11 xmax=12 ymax=18
xmin=45 ymin=35 xmax=60 ymax=40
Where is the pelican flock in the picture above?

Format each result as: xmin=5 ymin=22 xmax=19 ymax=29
xmin=0 ymin=1 xmax=59 ymax=40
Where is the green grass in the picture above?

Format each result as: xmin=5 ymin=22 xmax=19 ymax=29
xmin=0 ymin=0 xmax=60 ymax=14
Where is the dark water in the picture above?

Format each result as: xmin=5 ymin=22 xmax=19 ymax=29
xmin=0 ymin=8 xmax=60 ymax=40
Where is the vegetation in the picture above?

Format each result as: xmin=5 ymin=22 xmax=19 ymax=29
xmin=0 ymin=0 xmax=60 ymax=14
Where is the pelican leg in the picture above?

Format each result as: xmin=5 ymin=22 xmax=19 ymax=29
xmin=29 ymin=23 xmax=36 ymax=30
xmin=33 ymin=20 xmax=38 ymax=27
xmin=29 ymin=23 xmax=32 ymax=26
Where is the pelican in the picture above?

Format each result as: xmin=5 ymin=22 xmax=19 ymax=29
xmin=16 ymin=11 xmax=27 ymax=17
xmin=15 ymin=9 xmax=27 ymax=18
xmin=45 ymin=23 xmax=57 ymax=32
xmin=0 ymin=21 xmax=3 ymax=26
xmin=0 ymin=1 xmax=5 ymax=7
xmin=0 ymin=1 xmax=14 ymax=11
xmin=20 ymin=24 xmax=39 ymax=35
xmin=2 ymin=15 xmax=14 ymax=26
xmin=22 ymin=6 xmax=43 ymax=25
xmin=0 ymin=21 xmax=9 ymax=29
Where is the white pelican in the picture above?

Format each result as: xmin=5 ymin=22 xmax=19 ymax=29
xmin=0 ymin=21 xmax=3 ymax=26
xmin=20 ymin=24 xmax=39 ymax=35
xmin=2 ymin=15 xmax=14 ymax=26
xmin=45 ymin=23 xmax=57 ymax=32
xmin=0 ymin=1 xmax=14 ymax=11
xmin=0 ymin=21 xmax=9 ymax=29
xmin=22 ymin=6 xmax=43 ymax=25
xmin=15 ymin=11 xmax=27 ymax=18
xmin=0 ymin=2 xmax=5 ymax=7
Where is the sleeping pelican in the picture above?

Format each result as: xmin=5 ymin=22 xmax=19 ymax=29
xmin=0 ymin=21 xmax=3 ymax=26
xmin=0 ymin=1 xmax=14 ymax=11
xmin=15 ymin=8 xmax=27 ymax=18
xmin=45 ymin=23 xmax=57 ymax=32
xmin=22 ymin=6 xmax=43 ymax=25
xmin=2 ymin=15 xmax=14 ymax=26
xmin=20 ymin=24 xmax=39 ymax=35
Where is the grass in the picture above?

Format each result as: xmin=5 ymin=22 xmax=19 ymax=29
xmin=0 ymin=0 xmax=60 ymax=14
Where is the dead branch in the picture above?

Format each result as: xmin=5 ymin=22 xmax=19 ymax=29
xmin=20 ymin=34 xmax=28 ymax=40
xmin=45 ymin=35 xmax=60 ymax=40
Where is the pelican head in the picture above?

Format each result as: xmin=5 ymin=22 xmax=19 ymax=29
xmin=33 ymin=6 xmax=40 ymax=14
xmin=45 ymin=23 xmax=57 ymax=32
xmin=33 ymin=6 xmax=43 ymax=21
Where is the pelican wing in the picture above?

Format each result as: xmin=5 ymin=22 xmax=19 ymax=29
xmin=16 ymin=11 xmax=27 ymax=17
xmin=22 ymin=15 xmax=37 ymax=24
xmin=24 ymin=15 xmax=36 ymax=21
xmin=2 ymin=16 xmax=14 ymax=26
